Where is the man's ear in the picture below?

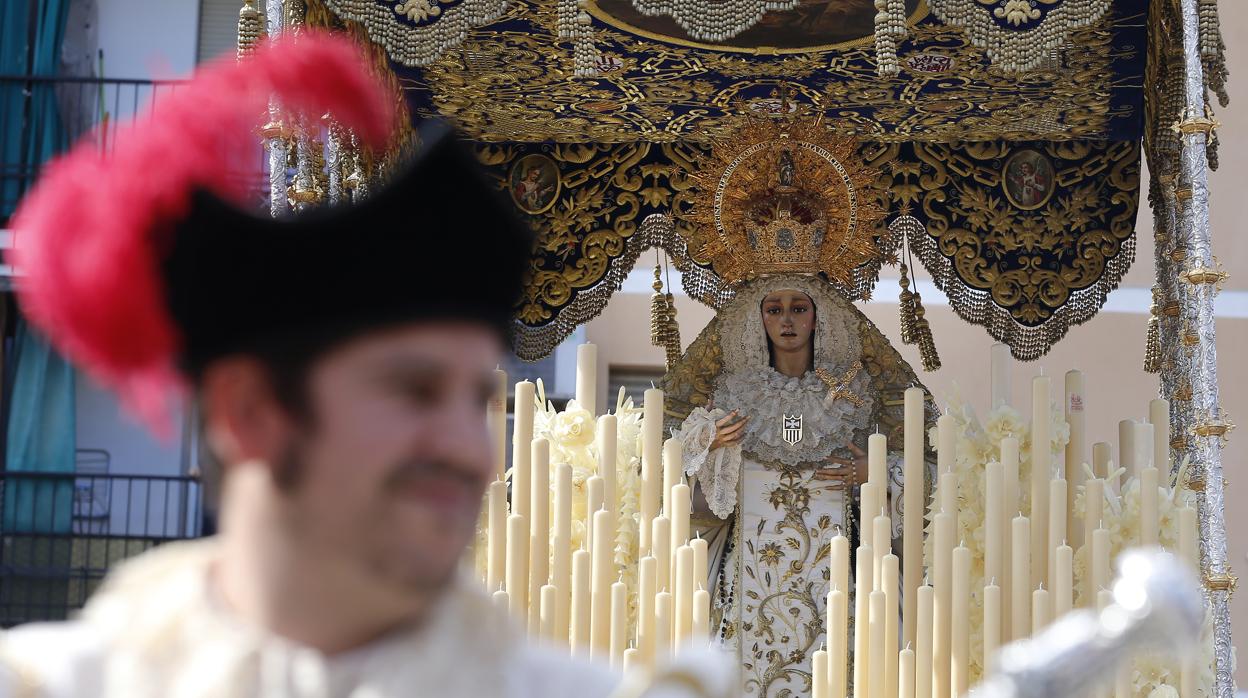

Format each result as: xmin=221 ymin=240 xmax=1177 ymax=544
xmin=199 ymin=357 xmax=294 ymax=468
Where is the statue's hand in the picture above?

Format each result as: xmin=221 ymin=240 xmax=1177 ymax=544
xmin=710 ymin=410 xmax=749 ymax=451
xmin=813 ymin=442 xmax=869 ymax=483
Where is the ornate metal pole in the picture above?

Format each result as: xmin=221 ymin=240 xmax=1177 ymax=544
xmin=1172 ymin=2 xmax=1236 ymax=696
xmin=263 ymin=0 xmax=289 ymax=217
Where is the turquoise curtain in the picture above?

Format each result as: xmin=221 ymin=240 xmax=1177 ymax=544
xmin=1 ymin=0 xmax=73 ymax=217
xmin=2 ymin=320 xmax=76 ymax=533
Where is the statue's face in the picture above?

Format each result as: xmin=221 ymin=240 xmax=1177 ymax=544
xmin=760 ymin=289 xmax=815 ymax=353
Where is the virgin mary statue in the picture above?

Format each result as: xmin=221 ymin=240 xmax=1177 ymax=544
xmin=657 ymin=119 xmax=937 ymax=696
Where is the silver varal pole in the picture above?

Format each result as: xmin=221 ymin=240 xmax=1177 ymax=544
xmin=264 ymin=0 xmax=288 ymax=217
xmin=1175 ymin=0 xmax=1236 ymax=696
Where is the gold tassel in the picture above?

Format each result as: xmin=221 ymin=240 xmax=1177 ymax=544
xmin=1144 ymin=290 xmax=1162 ymax=373
xmin=650 ymin=265 xmax=667 ymax=348
xmin=663 ymin=291 xmax=682 ymax=370
xmin=913 ymin=292 xmax=941 ymax=372
xmin=237 ymin=0 xmax=266 ymax=61
xmin=898 ymin=262 xmax=917 ymax=345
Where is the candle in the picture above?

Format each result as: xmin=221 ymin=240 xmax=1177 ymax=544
xmin=487 ymin=480 xmax=508 ymax=594
xmin=828 ymin=587 xmax=849 ymax=698
xmin=590 ymin=509 xmax=613 ymax=658
xmin=1032 ymin=585 xmax=1050 ymax=635
xmin=853 ymin=545 xmax=874 ymax=698
xmin=576 ymin=343 xmax=598 ymax=416
xmin=1140 ymin=466 xmax=1160 ymax=547
xmin=1031 ymin=375 xmax=1051 ymax=594
xmin=597 ymin=414 xmax=618 ymax=526
xmin=903 ymin=387 xmax=925 ymax=650
xmin=859 ymin=482 xmax=881 ymax=548
xmin=692 ymin=535 xmax=709 ymax=592
xmin=552 ymin=463 xmax=573 ymax=639
xmin=951 ymin=545 xmax=970 ymax=697
xmin=873 ymin=513 xmax=891 ymax=589
xmin=654 ymin=591 xmax=673 ymax=661
xmin=652 ymin=516 xmax=671 ymax=593
xmin=869 ymin=590 xmax=886 ymax=698
xmin=637 ymin=556 xmax=657 ymax=665
xmin=868 ymin=431 xmax=888 ymax=485
xmin=990 ymin=342 xmax=1012 ymax=409
xmin=622 ymin=648 xmax=639 ymax=675
xmin=692 ymin=587 xmax=710 ymax=648
xmin=984 ymin=462 xmax=1005 ymax=600
xmin=813 ymin=649 xmax=830 ymax=698
xmin=1118 ymin=419 xmax=1136 ymax=478
xmin=983 ymin=582 xmax=1001 ymax=674
xmin=530 ymin=438 xmax=551 ymax=632
xmin=1064 ymin=370 xmax=1085 ymax=543
xmin=641 ymin=388 xmax=664 ymax=555
xmin=1001 ymin=437 xmax=1019 ymax=640
xmin=938 ymin=472 xmax=957 ymax=521
xmin=1102 ymin=589 xmax=1130 ymax=698
xmin=670 ymin=481 xmax=691 ymax=557
xmin=540 ymin=584 xmax=558 ymax=641
xmin=900 ymin=647 xmax=916 ymax=698
xmin=1091 ymin=528 xmax=1110 ymax=598
xmin=506 ymin=513 xmax=529 ymax=625
xmin=915 ymin=585 xmax=933 ymax=698
xmin=489 ymin=368 xmax=508 ymax=480
xmin=932 ymin=513 xmax=953 ymax=698
xmin=493 ymin=588 xmax=510 ymax=614
xmin=586 ymin=475 xmax=604 ymax=553
xmin=571 ymin=549 xmax=591 ymax=653
xmin=1048 ymin=478 xmax=1066 ymax=595
xmin=1179 ymin=506 xmax=1198 ymax=698
xmin=1092 ymin=441 xmax=1111 ymax=481
xmin=674 ymin=544 xmax=695 ymax=642
xmin=610 ymin=580 xmax=627 ymax=669
xmin=831 ymin=532 xmax=850 ymax=605
xmin=937 ymin=412 xmax=956 ymax=474
xmin=1082 ymin=479 xmax=1104 ymax=607
xmin=883 ymin=554 xmax=900 ymax=698
xmin=663 ymin=437 xmax=682 ymax=526
xmin=1149 ymin=398 xmax=1170 ymax=473
xmin=512 ymin=381 xmax=535 ymax=520
xmin=1011 ymin=514 xmax=1030 ymax=639
xmin=1054 ymin=543 xmax=1073 ymax=619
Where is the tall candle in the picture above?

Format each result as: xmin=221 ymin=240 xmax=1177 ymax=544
xmin=570 ymin=549 xmax=591 ymax=654
xmin=1091 ymin=528 xmax=1111 ymax=597
xmin=652 ymin=516 xmax=671 ymax=593
xmin=623 ymin=648 xmax=640 ymax=675
xmin=873 ymin=513 xmax=891 ymax=589
xmin=1048 ymin=478 xmax=1066 ymax=595
xmin=903 ymin=387 xmax=925 ymax=650
xmin=1001 ymin=437 xmax=1019 ymax=640
xmin=900 ymin=647 xmax=916 ymax=698
xmin=1140 ymin=466 xmax=1160 ymax=546
xmin=859 ymin=482 xmax=881 ymax=548
xmin=828 ymin=587 xmax=849 ymax=698
xmin=1092 ymin=442 xmax=1111 ymax=481
xmin=1179 ymin=506 xmax=1198 ymax=698
xmin=1102 ymin=589 xmax=1131 ymax=698
xmin=984 ymin=462 xmax=1005 ymax=599
xmin=692 ymin=535 xmax=709 ymax=592
xmin=674 ymin=544 xmax=695 ymax=642
xmin=831 ymin=532 xmax=850 ymax=606
xmin=991 ymin=343 xmax=1012 ymax=409
xmin=493 ymin=588 xmax=510 ymax=614
xmin=552 ymin=463 xmax=573 ymax=639
xmin=1149 ymin=398 xmax=1170 ymax=474
xmin=590 ymin=509 xmax=613 ymax=658
xmin=868 ymin=431 xmax=888 ymax=485
xmin=951 ymin=545 xmax=971 ymax=698
xmin=983 ymin=582 xmax=1001 ymax=675
xmin=915 ymin=585 xmax=933 ymax=698
xmin=1032 ymin=585 xmax=1050 ymax=635
xmin=869 ymin=590 xmax=886 ymax=698
xmin=936 ymin=412 xmax=956 ymax=475
xmin=654 ymin=591 xmax=673 ymax=661
xmin=489 ymin=368 xmax=508 ymax=480
xmin=1011 ymin=514 xmax=1031 ymax=639
xmin=610 ymin=580 xmax=627 ymax=669
xmin=506 ymin=513 xmax=529 ymax=625
xmin=597 ymin=414 xmax=618 ymax=526
xmin=670 ymin=481 xmax=691 ymax=557
xmin=938 ymin=472 xmax=957 ymax=521
xmin=586 ymin=475 xmax=604 ymax=553
xmin=1054 ymin=543 xmax=1073 ymax=619
xmin=1031 ymin=375 xmax=1051 ymax=594
xmin=692 ymin=588 xmax=710 ymax=648
xmin=1064 ymin=370 xmax=1086 ymax=543
xmin=932 ymin=513 xmax=953 ymax=698
xmin=512 ymin=381 xmax=535 ymax=520
xmin=1134 ymin=422 xmax=1155 ymax=471
xmin=1082 ymin=478 xmax=1104 ymax=607
xmin=663 ymin=437 xmax=682 ymax=526
xmin=1118 ymin=419 xmax=1136 ymax=478
xmin=853 ymin=544 xmax=874 ymax=698
xmin=883 ymin=554 xmax=900 ymax=698
xmin=540 ymin=583 xmax=558 ymax=641
xmin=813 ymin=649 xmax=830 ymax=698
xmin=641 ymin=388 xmax=664 ymax=555
xmin=576 ymin=343 xmax=598 ymax=416
xmin=529 ymin=438 xmax=551 ymax=632
xmin=487 ymin=480 xmax=508 ymax=594
xmin=637 ymin=556 xmax=657 ymax=665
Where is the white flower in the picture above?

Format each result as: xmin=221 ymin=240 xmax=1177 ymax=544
xmin=551 ymin=401 xmax=597 ymax=448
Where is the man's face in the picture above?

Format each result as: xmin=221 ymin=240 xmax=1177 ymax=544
xmin=276 ymin=323 xmax=501 ymax=601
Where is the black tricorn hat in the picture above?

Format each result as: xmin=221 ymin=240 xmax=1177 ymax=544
xmin=163 ymin=122 xmax=534 ymax=381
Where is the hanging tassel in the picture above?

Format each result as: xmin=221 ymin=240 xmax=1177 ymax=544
xmin=912 ymin=292 xmax=941 ymax=372
xmin=663 ymin=291 xmax=682 ymax=370
xmin=650 ymin=264 xmax=666 ymax=348
xmin=236 ymin=0 xmax=266 ymax=61
xmin=1144 ymin=290 xmax=1162 ymax=374
xmin=898 ymin=262 xmax=917 ymax=345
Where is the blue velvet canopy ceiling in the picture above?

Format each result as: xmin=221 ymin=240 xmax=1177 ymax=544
xmin=310 ymin=0 xmax=1150 ymax=361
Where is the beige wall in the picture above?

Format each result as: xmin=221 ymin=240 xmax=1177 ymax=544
xmin=587 ymin=9 xmax=1248 ymax=675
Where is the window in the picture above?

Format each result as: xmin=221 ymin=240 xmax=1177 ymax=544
xmin=197 ymin=0 xmax=241 ymax=64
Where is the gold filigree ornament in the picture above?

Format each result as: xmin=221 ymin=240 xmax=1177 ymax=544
xmin=685 ymin=117 xmax=885 ymax=289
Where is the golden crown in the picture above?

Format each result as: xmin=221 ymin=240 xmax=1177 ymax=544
xmin=685 ymin=117 xmax=884 ymax=286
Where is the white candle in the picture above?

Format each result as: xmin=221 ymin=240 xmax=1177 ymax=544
xmin=489 ymin=368 xmax=508 ymax=481
xmin=951 ymin=545 xmax=970 ymax=697
xmin=576 ymin=343 xmax=598 ymax=416
xmin=869 ymin=590 xmax=886 ymax=698
xmin=1134 ymin=421 xmax=1155 ymax=471
xmin=670 ymin=481 xmax=691 ymax=557
xmin=1048 ymin=478 xmax=1066 ymax=595
xmin=900 ymin=647 xmax=916 ymax=698
xmin=637 ymin=556 xmax=657 ymax=665
xmin=1140 ymin=466 xmax=1160 ymax=547
xmin=1149 ymin=398 xmax=1170 ymax=473
xmin=571 ymin=549 xmax=591 ymax=654
xmin=1001 ymin=437 xmax=1019 ymax=640
xmin=883 ymin=554 xmax=900 ymax=698
xmin=1179 ymin=506 xmax=1198 ymax=698
xmin=692 ymin=535 xmax=709 ymax=592
xmin=1032 ymin=585 xmax=1050 ymax=635
xmin=873 ymin=513 xmax=891 ymax=590
xmin=983 ymin=582 xmax=1001 ymax=674
xmin=1118 ymin=419 xmax=1136 ymax=478
xmin=868 ymin=431 xmax=888 ymax=486
xmin=1031 ymin=375 xmax=1051 ymax=594
xmin=1091 ymin=528 xmax=1111 ymax=598
xmin=641 ymin=388 xmax=664 ymax=555
xmin=1054 ymin=543 xmax=1073 ymax=619
xmin=936 ymin=412 xmax=956 ymax=475
xmin=506 ymin=513 xmax=529 ymax=625
xmin=552 ymin=463 xmax=573 ymax=639
xmin=1102 ymin=589 xmax=1130 ymax=698
xmin=652 ymin=515 xmax=671 ymax=593
xmin=590 ymin=509 xmax=613 ymax=658
xmin=674 ymin=544 xmax=695 ymax=642
xmin=831 ymin=532 xmax=850 ymax=605
xmin=932 ymin=512 xmax=953 ymax=698
xmin=654 ymin=591 xmax=673 ymax=661
xmin=1092 ymin=442 xmax=1111 ymax=481
xmin=984 ymin=462 xmax=1005 ymax=599
xmin=903 ymin=387 xmax=925 ymax=650
xmin=991 ymin=343 xmax=1013 ymax=409
xmin=828 ymin=587 xmax=849 ymax=698
xmin=813 ymin=648 xmax=830 ymax=698
xmin=512 ymin=381 xmax=535 ymax=521
xmin=487 ymin=479 xmax=508 ymax=594
xmin=1011 ymin=514 xmax=1031 ymax=639
xmin=622 ymin=647 xmax=640 ymax=675
xmin=692 ymin=587 xmax=710 ymax=648
xmin=1064 ymin=370 xmax=1086 ymax=543
xmin=853 ymin=545 xmax=874 ymax=698
xmin=493 ymin=588 xmax=510 ymax=614
xmin=540 ymin=583 xmax=558 ymax=641
xmin=663 ymin=437 xmax=682 ymax=530
xmin=529 ymin=438 xmax=551 ymax=633
xmin=938 ymin=472 xmax=957 ymax=521
xmin=610 ymin=580 xmax=627 ymax=669
xmin=860 ymin=481 xmax=881 ymax=549
xmin=586 ymin=475 xmax=604 ymax=553
xmin=597 ymin=414 xmax=618 ymax=526
xmin=915 ymin=585 xmax=933 ymax=698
